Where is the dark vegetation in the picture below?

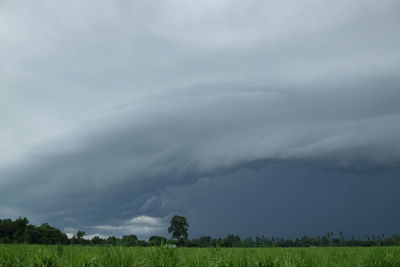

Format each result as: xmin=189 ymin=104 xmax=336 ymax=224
xmin=0 ymin=218 xmax=68 ymax=245
xmin=1 ymin=216 xmax=400 ymax=247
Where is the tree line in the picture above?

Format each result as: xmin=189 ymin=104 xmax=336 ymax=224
xmin=1 ymin=216 xmax=400 ymax=247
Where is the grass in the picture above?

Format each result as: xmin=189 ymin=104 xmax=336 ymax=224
xmin=0 ymin=244 xmax=400 ymax=266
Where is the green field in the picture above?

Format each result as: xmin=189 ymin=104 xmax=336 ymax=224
xmin=1 ymin=245 xmax=400 ymax=267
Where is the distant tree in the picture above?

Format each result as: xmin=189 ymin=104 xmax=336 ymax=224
xmin=14 ymin=217 xmax=29 ymax=242
xmin=24 ymin=223 xmax=69 ymax=245
xmin=3 ymin=216 xmax=400 ymax=248
xmin=223 ymin=234 xmax=241 ymax=247
xmin=136 ymin=240 xmax=148 ymax=246
xmin=241 ymin=237 xmax=255 ymax=247
xmin=122 ymin=234 xmax=138 ymax=246
xmin=198 ymin=236 xmax=212 ymax=247
xmin=106 ymin=236 xmax=120 ymax=246
xmin=168 ymin=215 xmax=189 ymax=245
xmin=15 ymin=217 xmax=29 ymax=228
xmin=71 ymin=230 xmax=86 ymax=245
xmin=91 ymin=236 xmax=105 ymax=246
xmin=0 ymin=219 xmax=14 ymax=241
xmin=76 ymin=231 xmax=85 ymax=239
xmin=148 ymin=236 xmax=167 ymax=246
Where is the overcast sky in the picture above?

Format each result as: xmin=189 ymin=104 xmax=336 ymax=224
xmin=1 ymin=0 xmax=400 ymax=240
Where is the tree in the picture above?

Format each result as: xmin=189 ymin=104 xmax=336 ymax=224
xmin=72 ymin=230 xmax=86 ymax=245
xmin=14 ymin=217 xmax=29 ymax=242
xmin=76 ymin=231 xmax=85 ymax=239
xmin=106 ymin=236 xmax=120 ymax=246
xmin=122 ymin=234 xmax=138 ymax=246
xmin=168 ymin=215 xmax=189 ymax=245
xmin=91 ymin=236 xmax=105 ymax=246
xmin=198 ymin=236 xmax=212 ymax=247
xmin=148 ymin=236 xmax=167 ymax=246
xmin=222 ymin=234 xmax=241 ymax=247
xmin=242 ymin=237 xmax=255 ymax=247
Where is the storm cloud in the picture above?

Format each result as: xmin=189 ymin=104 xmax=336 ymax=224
xmin=1 ymin=0 xmax=400 ymax=238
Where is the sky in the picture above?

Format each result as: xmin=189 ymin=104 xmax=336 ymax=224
xmin=1 ymin=0 xmax=400 ymax=240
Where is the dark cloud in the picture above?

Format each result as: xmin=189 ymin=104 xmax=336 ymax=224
xmin=0 ymin=0 xmax=399 ymax=238
xmin=1 ymin=79 xmax=400 ymax=237
xmin=154 ymin=161 xmax=400 ymax=238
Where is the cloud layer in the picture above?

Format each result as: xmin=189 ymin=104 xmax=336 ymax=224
xmin=0 ymin=0 xmax=399 ymax=238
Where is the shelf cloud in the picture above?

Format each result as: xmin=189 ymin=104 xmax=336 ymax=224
xmin=0 ymin=0 xmax=399 ymax=238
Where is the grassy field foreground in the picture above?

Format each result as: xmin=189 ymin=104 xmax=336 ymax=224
xmin=0 ymin=245 xmax=400 ymax=267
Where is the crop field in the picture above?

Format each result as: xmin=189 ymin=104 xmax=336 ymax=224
xmin=0 ymin=245 xmax=400 ymax=267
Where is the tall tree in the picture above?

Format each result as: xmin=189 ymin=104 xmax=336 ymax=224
xmin=76 ymin=231 xmax=85 ymax=239
xmin=168 ymin=215 xmax=189 ymax=245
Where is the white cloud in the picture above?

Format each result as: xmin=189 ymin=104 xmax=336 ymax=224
xmin=129 ymin=215 xmax=163 ymax=226
xmin=83 ymin=233 xmax=109 ymax=240
xmin=92 ymin=216 xmax=167 ymax=238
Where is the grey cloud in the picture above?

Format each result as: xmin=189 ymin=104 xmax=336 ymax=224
xmin=0 ymin=0 xmax=399 ymax=237
xmin=1 ymin=78 xmax=400 ymax=234
xmin=153 ymin=162 xmax=400 ymax=238
xmin=1 ymin=0 xmax=399 ymax=166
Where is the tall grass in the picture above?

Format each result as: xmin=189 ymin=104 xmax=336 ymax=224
xmin=0 ymin=244 xmax=399 ymax=266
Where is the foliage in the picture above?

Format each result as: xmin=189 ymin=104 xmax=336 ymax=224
xmin=122 ymin=235 xmax=138 ymax=247
xmin=168 ymin=215 xmax=189 ymax=246
xmin=0 ymin=218 xmax=68 ymax=245
xmin=2 ymin=216 xmax=400 ymax=248
xmin=148 ymin=236 xmax=167 ymax=246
